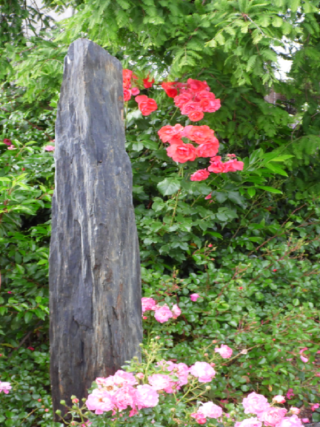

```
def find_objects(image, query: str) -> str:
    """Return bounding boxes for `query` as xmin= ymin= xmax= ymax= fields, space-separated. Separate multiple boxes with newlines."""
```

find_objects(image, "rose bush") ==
xmin=53 ymin=341 xmax=314 ymax=427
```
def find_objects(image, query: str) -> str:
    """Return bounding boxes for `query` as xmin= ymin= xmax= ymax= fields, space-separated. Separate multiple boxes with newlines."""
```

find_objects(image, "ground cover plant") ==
xmin=1 ymin=0 xmax=320 ymax=426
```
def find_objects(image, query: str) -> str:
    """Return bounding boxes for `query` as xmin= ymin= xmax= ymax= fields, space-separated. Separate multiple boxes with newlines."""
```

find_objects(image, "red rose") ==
xmin=200 ymin=97 xmax=221 ymax=113
xmin=223 ymin=159 xmax=244 ymax=172
xmin=196 ymin=141 xmax=219 ymax=158
xmin=123 ymin=88 xmax=132 ymax=102
xmin=187 ymin=78 xmax=210 ymax=92
xmin=143 ymin=75 xmax=155 ymax=89
xmin=174 ymin=92 xmax=193 ymax=108
xmin=181 ymin=101 xmax=202 ymax=116
xmin=185 ymin=125 xmax=215 ymax=144
xmin=161 ymin=82 xmax=178 ymax=98
xmin=136 ymin=96 xmax=158 ymax=116
xmin=123 ymin=69 xmax=132 ymax=89
xmin=190 ymin=169 xmax=210 ymax=181
xmin=188 ymin=111 xmax=204 ymax=122
xmin=166 ymin=143 xmax=197 ymax=163
xmin=135 ymin=95 xmax=148 ymax=104
xmin=208 ymin=156 xmax=225 ymax=173
xmin=158 ymin=124 xmax=184 ymax=143
xmin=194 ymin=90 xmax=216 ymax=102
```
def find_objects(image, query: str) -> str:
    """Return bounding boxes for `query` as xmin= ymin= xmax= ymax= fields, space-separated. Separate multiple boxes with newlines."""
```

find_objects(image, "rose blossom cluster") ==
xmin=161 ymin=79 xmax=221 ymax=122
xmin=86 ymin=360 xmax=217 ymax=417
xmin=141 ymin=297 xmax=181 ymax=323
xmin=122 ymin=69 xmax=157 ymax=115
xmin=86 ymin=370 xmax=159 ymax=416
xmin=123 ymin=69 xmax=140 ymax=101
xmin=238 ymin=392 xmax=304 ymax=427
xmin=0 ymin=380 xmax=12 ymax=394
xmin=158 ymin=124 xmax=243 ymax=180
xmin=192 ymin=401 xmax=223 ymax=424
xmin=158 ymin=124 xmax=219 ymax=163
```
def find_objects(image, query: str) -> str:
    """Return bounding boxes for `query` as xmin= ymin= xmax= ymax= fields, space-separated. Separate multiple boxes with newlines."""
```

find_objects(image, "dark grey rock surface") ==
xmin=49 ymin=38 xmax=142 ymax=415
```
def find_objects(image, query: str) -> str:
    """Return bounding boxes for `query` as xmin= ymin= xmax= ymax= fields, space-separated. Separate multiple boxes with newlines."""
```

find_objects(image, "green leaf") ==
xmin=272 ymin=16 xmax=283 ymax=28
xmin=257 ymin=186 xmax=282 ymax=194
xmin=157 ymin=178 xmax=181 ymax=196
xmin=24 ymin=311 xmax=33 ymax=323
xmin=290 ymin=0 xmax=300 ymax=12
xmin=247 ymin=188 xmax=256 ymax=198
xmin=265 ymin=163 xmax=288 ymax=176
xmin=270 ymin=155 xmax=294 ymax=162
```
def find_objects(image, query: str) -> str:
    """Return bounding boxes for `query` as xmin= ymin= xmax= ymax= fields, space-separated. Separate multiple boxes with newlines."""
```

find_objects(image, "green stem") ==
xmin=170 ymin=189 xmax=181 ymax=226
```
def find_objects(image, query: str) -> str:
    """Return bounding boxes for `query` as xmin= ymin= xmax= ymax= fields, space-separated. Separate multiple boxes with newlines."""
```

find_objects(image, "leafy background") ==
xmin=0 ymin=0 xmax=320 ymax=425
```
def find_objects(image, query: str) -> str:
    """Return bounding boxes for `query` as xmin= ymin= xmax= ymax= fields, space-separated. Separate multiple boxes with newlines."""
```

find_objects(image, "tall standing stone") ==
xmin=49 ymin=38 xmax=142 ymax=416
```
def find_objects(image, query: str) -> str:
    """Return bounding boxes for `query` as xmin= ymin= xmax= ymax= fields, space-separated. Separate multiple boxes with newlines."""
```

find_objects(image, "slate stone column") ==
xmin=49 ymin=38 xmax=142 ymax=416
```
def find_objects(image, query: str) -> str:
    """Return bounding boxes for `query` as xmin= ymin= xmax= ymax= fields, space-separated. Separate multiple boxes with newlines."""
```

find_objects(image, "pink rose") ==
xmin=191 ymin=413 xmax=207 ymax=424
xmin=273 ymin=396 xmax=286 ymax=404
xmin=189 ymin=361 xmax=216 ymax=383
xmin=0 ymin=381 xmax=11 ymax=394
xmin=215 ymin=345 xmax=233 ymax=359
xmin=113 ymin=370 xmax=137 ymax=386
xmin=301 ymin=419 xmax=309 ymax=424
xmin=86 ymin=389 xmax=114 ymax=414
xmin=154 ymin=305 xmax=173 ymax=323
xmin=238 ymin=418 xmax=263 ymax=427
xmin=113 ymin=384 xmax=136 ymax=410
xmin=276 ymin=415 xmax=303 ymax=427
xmin=290 ymin=408 xmax=300 ymax=415
xmin=131 ymin=87 xmax=140 ymax=95
xmin=175 ymin=363 xmax=189 ymax=386
xmin=286 ymin=389 xmax=294 ymax=400
xmin=299 ymin=348 xmax=308 ymax=363
xmin=135 ymin=384 xmax=159 ymax=409
xmin=242 ymin=392 xmax=270 ymax=415
xmin=172 ymin=304 xmax=181 ymax=319
xmin=311 ymin=403 xmax=319 ymax=411
xmin=148 ymin=374 xmax=174 ymax=392
xmin=141 ymin=297 xmax=156 ymax=313
xmin=3 ymin=139 xmax=12 ymax=146
xmin=95 ymin=376 xmax=118 ymax=394
xmin=45 ymin=145 xmax=55 ymax=152
xmin=198 ymin=402 xmax=223 ymax=419
xmin=259 ymin=408 xmax=287 ymax=426
xmin=7 ymin=145 xmax=16 ymax=150
xmin=190 ymin=293 xmax=200 ymax=301
xmin=160 ymin=361 xmax=189 ymax=386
